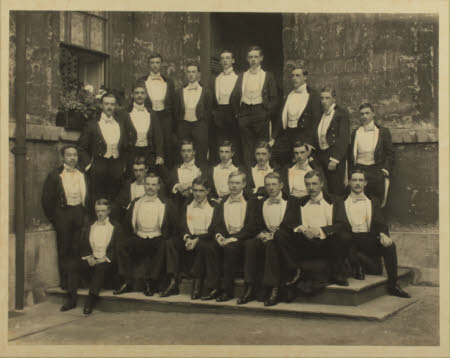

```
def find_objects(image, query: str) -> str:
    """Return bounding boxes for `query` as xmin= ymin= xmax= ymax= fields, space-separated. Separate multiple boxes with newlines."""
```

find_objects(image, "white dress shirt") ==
xmin=224 ymin=193 xmax=247 ymax=234
xmin=60 ymin=164 xmax=86 ymax=206
xmin=263 ymin=193 xmax=287 ymax=232
xmin=130 ymin=182 xmax=145 ymax=201
xmin=133 ymin=196 xmax=165 ymax=239
xmin=213 ymin=160 xmax=237 ymax=197
xmin=88 ymin=218 xmax=114 ymax=261
xmin=242 ymin=66 xmax=264 ymax=105
xmin=186 ymin=199 xmax=214 ymax=237
xmin=345 ymin=193 xmax=372 ymax=233
xmin=251 ymin=164 xmax=273 ymax=193
xmin=288 ymin=162 xmax=312 ymax=198
xmin=301 ymin=192 xmax=333 ymax=239
xmin=216 ymin=68 xmax=238 ymax=105
xmin=355 ymin=120 xmax=378 ymax=166
xmin=145 ymin=72 xmax=167 ymax=111
xmin=173 ymin=159 xmax=201 ymax=193
xmin=130 ymin=103 xmax=151 ymax=147
xmin=284 ymin=84 xmax=309 ymax=129
xmin=317 ymin=103 xmax=336 ymax=151
xmin=183 ymin=82 xmax=202 ymax=122
xmin=99 ymin=113 xmax=121 ymax=158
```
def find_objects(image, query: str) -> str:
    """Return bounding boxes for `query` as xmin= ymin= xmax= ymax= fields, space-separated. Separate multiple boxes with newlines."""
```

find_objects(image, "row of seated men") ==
xmin=42 ymin=140 xmax=409 ymax=315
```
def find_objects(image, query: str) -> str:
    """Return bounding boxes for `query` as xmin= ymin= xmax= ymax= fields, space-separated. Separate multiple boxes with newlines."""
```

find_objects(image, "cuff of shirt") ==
xmin=215 ymin=234 xmax=224 ymax=240
xmin=183 ymin=234 xmax=190 ymax=242
xmin=381 ymin=169 xmax=389 ymax=176
xmin=318 ymin=229 xmax=326 ymax=240
xmin=330 ymin=157 xmax=339 ymax=164
xmin=82 ymin=255 xmax=92 ymax=260
xmin=172 ymin=183 xmax=180 ymax=194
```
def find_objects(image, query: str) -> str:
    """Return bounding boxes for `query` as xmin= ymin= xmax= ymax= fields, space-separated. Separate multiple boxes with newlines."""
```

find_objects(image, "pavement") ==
xmin=8 ymin=285 xmax=439 ymax=346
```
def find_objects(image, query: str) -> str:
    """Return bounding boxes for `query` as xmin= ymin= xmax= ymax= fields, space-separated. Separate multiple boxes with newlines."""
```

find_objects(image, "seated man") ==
xmin=246 ymin=140 xmax=276 ymax=198
xmin=212 ymin=170 xmax=260 ymax=303
xmin=206 ymin=139 xmax=239 ymax=203
xmin=177 ymin=176 xmax=220 ymax=300
xmin=113 ymin=173 xmax=179 ymax=297
xmin=276 ymin=169 xmax=349 ymax=290
xmin=335 ymin=169 xmax=410 ymax=298
xmin=61 ymin=199 xmax=122 ymax=314
xmin=279 ymin=140 xmax=321 ymax=198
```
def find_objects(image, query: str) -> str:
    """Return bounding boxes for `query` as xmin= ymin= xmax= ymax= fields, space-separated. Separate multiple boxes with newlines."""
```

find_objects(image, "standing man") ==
xmin=230 ymin=46 xmax=278 ymax=167
xmin=335 ymin=169 xmax=410 ymax=298
xmin=42 ymin=145 xmax=88 ymax=292
xmin=137 ymin=53 xmax=176 ymax=167
xmin=313 ymin=86 xmax=350 ymax=196
xmin=175 ymin=63 xmax=212 ymax=167
xmin=77 ymin=92 xmax=129 ymax=207
xmin=272 ymin=67 xmax=322 ymax=167
xmin=209 ymin=49 xmax=240 ymax=164
xmin=349 ymin=103 xmax=395 ymax=206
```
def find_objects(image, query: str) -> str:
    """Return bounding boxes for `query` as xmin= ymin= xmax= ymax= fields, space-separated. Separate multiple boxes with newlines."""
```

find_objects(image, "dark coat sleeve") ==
xmin=79 ymin=224 xmax=92 ymax=258
xmin=264 ymin=72 xmax=279 ymax=115
xmin=381 ymin=127 xmax=395 ymax=174
xmin=232 ymin=198 xmax=261 ymax=241
xmin=371 ymin=198 xmax=390 ymax=236
xmin=329 ymin=109 xmax=350 ymax=163
xmin=107 ymin=224 xmax=124 ymax=262
xmin=115 ymin=181 xmax=131 ymax=209
xmin=41 ymin=172 xmax=58 ymax=224
xmin=150 ymin=110 xmax=164 ymax=159
xmin=77 ymin=121 xmax=94 ymax=169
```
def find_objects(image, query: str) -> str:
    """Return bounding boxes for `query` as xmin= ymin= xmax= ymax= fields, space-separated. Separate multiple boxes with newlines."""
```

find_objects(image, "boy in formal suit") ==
xmin=246 ymin=140 xmax=276 ymax=198
xmin=209 ymin=49 xmax=240 ymax=165
xmin=77 ymin=92 xmax=129 ymax=207
xmin=175 ymin=63 xmax=212 ymax=167
xmin=212 ymin=170 xmax=260 ymax=303
xmin=349 ymin=103 xmax=395 ymax=206
xmin=177 ymin=176 xmax=220 ymax=300
xmin=137 ymin=53 xmax=176 ymax=167
xmin=113 ymin=173 xmax=180 ymax=297
xmin=313 ymin=86 xmax=350 ymax=196
xmin=335 ymin=169 xmax=410 ymax=298
xmin=230 ymin=46 xmax=279 ymax=167
xmin=276 ymin=170 xmax=349 ymax=289
xmin=272 ymin=67 xmax=322 ymax=167
xmin=42 ymin=145 xmax=88 ymax=291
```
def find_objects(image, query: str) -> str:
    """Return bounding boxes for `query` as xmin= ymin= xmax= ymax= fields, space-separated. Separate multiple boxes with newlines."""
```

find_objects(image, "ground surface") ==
xmin=8 ymin=286 xmax=439 ymax=346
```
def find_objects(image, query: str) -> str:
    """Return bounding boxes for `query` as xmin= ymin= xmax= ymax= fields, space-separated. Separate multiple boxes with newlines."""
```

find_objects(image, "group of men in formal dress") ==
xmin=42 ymin=45 xmax=410 ymax=315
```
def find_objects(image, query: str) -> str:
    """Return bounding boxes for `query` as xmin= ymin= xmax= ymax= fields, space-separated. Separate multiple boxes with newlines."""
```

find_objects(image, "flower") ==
xmin=84 ymin=84 xmax=94 ymax=93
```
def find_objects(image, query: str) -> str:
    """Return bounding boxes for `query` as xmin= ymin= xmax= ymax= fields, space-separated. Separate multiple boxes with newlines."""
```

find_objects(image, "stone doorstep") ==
xmin=45 ymin=287 xmax=417 ymax=322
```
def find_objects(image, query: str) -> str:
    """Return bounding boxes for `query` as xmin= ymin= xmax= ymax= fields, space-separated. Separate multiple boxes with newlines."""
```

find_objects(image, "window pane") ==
xmin=71 ymin=12 xmax=86 ymax=47
xmin=90 ymin=17 xmax=105 ymax=51
xmin=60 ymin=12 xmax=65 ymax=41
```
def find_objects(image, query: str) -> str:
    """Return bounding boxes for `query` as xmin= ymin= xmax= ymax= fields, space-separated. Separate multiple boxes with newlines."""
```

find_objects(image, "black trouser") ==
xmin=154 ymin=109 xmax=176 ymax=168
xmin=341 ymin=231 xmax=398 ymax=288
xmin=177 ymin=120 xmax=209 ymax=167
xmin=53 ymin=205 xmax=86 ymax=288
xmin=67 ymin=259 xmax=113 ymax=296
xmin=272 ymin=127 xmax=307 ymax=167
xmin=89 ymin=156 xmax=125 ymax=204
xmin=237 ymin=104 xmax=270 ymax=167
xmin=209 ymin=105 xmax=241 ymax=165
xmin=354 ymin=163 xmax=385 ymax=202
xmin=316 ymin=147 xmax=347 ymax=196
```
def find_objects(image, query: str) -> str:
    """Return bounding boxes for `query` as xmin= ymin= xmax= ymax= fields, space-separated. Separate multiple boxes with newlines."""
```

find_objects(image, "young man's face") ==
xmin=255 ymin=148 xmax=270 ymax=166
xmin=360 ymin=107 xmax=375 ymax=125
xmin=349 ymin=173 xmax=367 ymax=195
xmin=101 ymin=96 xmax=116 ymax=117
xmin=228 ymin=174 xmax=246 ymax=196
xmin=293 ymin=145 xmax=309 ymax=164
xmin=220 ymin=52 xmax=235 ymax=70
xmin=144 ymin=176 xmax=160 ymax=196
xmin=192 ymin=183 xmax=209 ymax=204
xmin=305 ymin=175 xmax=324 ymax=197
xmin=132 ymin=87 xmax=147 ymax=105
xmin=181 ymin=144 xmax=195 ymax=163
xmin=218 ymin=145 xmax=234 ymax=163
xmin=247 ymin=50 xmax=263 ymax=68
xmin=133 ymin=164 xmax=148 ymax=182
xmin=149 ymin=57 xmax=162 ymax=74
xmin=265 ymin=177 xmax=283 ymax=198
xmin=63 ymin=147 xmax=78 ymax=168
xmin=291 ymin=69 xmax=307 ymax=89
xmin=186 ymin=66 xmax=199 ymax=83
xmin=95 ymin=204 xmax=110 ymax=222
xmin=320 ymin=91 xmax=335 ymax=111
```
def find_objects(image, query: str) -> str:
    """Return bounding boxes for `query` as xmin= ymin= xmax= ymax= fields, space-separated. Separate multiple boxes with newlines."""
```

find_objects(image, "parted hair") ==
xmin=95 ymin=198 xmax=111 ymax=209
xmin=192 ymin=176 xmax=211 ymax=191
xmin=101 ymin=92 xmax=117 ymax=103
xmin=320 ymin=85 xmax=336 ymax=97
xmin=247 ymin=45 xmax=263 ymax=56
xmin=292 ymin=140 xmax=309 ymax=151
xmin=180 ymin=138 xmax=195 ymax=151
xmin=359 ymin=102 xmax=374 ymax=112
xmin=349 ymin=168 xmax=368 ymax=181
xmin=132 ymin=156 xmax=148 ymax=167
xmin=228 ymin=169 xmax=247 ymax=184
xmin=218 ymin=139 xmax=235 ymax=152
xmin=148 ymin=53 xmax=162 ymax=62
xmin=145 ymin=172 xmax=161 ymax=184
xmin=60 ymin=144 xmax=78 ymax=157
xmin=304 ymin=169 xmax=325 ymax=183
xmin=264 ymin=172 xmax=282 ymax=184
xmin=185 ymin=62 xmax=200 ymax=71
xmin=254 ymin=140 xmax=271 ymax=152
xmin=219 ymin=49 xmax=234 ymax=58
xmin=292 ymin=67 xmax=308 ymax=76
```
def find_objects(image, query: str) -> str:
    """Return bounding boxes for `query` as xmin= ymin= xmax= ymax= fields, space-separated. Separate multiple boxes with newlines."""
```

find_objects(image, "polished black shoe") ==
xmin=388 ymin=285 xmax=411 ymax=298
xmin=264 ymin=287 xmax=279 ymax=307
xmin=60 ymin=293 xmax=77 ymax=312
xmin=285 ymin=268 xmax=302 ymax=287
xmin=216 ymin=292 xmax=233 ymax=302
xmin=331 ymin=275 xmax=349 ymax=287
xmin=83 ymin=294 xmax=97 ymax=315
xmin=143 ymin=280 xmax=154 ymax=297
xmin=113 ymin=282 xmax=132 ymax=295
xmin=201 ymin=289 xmax=220 ymax=301
xmin=160 ymin=279 xmax=179 ymax=297
xmin=237 ymin=285 xmax=255 ymax=305
xmin=353 ymin=264 xmax=365 ymax=280
xmin=191 ymin=279 xmax=203 ymax=300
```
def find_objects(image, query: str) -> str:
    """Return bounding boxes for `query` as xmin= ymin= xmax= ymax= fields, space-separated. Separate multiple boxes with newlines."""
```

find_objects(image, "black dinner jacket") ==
xmin=77 ymin=112 xmax=129 ymax=169
xmin=334 ymin=194 xmax=389 ymax=237
xmin=245 ymin=163 xmax=281 ymax=198
xmin=211 ymin=192 xmax=260 ymax=241
xmin=210 ymin=72 xmax=240 ymax=110
xmin=349 ymin=125 xmax=395 ymax=175
xmin=174 ymin=83 xmax=213 ymax=123
xmin=167 ymin=161 xmax=205 ymax=194
xmin=124 ymin=101 xmax=164 ymax=159
xmin=254 ymin=192 xmax=297 ymax=234
xmin=136 ymin=73 xmax=176 ymax=114
xmin=179 ymin=197 xmax=218 ymax=241
xmin=41 ymin=165 xmax=88 ymax=224
xmin=313 ymin=105 xmax=350 ymax=163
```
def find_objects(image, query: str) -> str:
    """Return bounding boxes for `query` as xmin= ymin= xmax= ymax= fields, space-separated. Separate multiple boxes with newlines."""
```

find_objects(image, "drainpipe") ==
xmin=200 ymin=13 xmax=211 ymax=87
xmin=13 ymin=11 xmax=27 ymax=310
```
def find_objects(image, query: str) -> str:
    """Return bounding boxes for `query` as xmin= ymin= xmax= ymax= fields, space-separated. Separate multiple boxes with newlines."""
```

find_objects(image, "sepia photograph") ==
xmin=3 ymin=0 xmax=449 ymax=356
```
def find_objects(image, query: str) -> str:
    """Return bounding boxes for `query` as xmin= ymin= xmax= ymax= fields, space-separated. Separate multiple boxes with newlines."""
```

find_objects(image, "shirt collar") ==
xmin=294 ymin=160 xmax=310 ymax=170
xmin=101 ymin=112 xmax=115 ymax=124
xmin=223 ymin=67 xmax=235 ymax=75
xmin=324 ymin=103 xmax=336 ymax=116
xmin=133 ymin=102 xmax=147 ymax=112
xmin=248 ymin=66 xmax=261 ymax=75
xmin=142 ymin=194 xmax=160 ymax=203
xmin=219 ymin=159 xmax=233 ymax=169
xmin=181 ymin=158 xmax=196 ymax=169
xmin=309 ymin=192 xmax=324 ymax=204
xmin=63 ymin=163 xmax=77 ymax=172
xmin=187 ymin=81 xmax=200 ymax=90
xmin=192 ymin=198 xmax=208 ymax=209
xmin=363 ymin=120 xmax=376 ymax=132
xmin=95 ymin=217 xmax=111 ymax=227
xmin=267 ymin=192 xmax=283 ymax=202
xmin=149 ymin=72 xmax=162 ymax=80
xmin=228 ymin=192 xmax=244 ymax=203
xmin=349 ymin=192 xmax=368 ymax=202
xmin=294 ymin=83 xmax=307 ymax=94
xmin=255 ymin=162 xmax=270 ymax=171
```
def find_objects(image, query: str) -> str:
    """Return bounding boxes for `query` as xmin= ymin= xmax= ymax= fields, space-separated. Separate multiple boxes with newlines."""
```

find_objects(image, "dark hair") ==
xmin=254 ymin=140 xmax=271 ymax=153
xmin=132 ymin=82 xmax=147 ymax=92
xmin=359 ymin=103 xmax=374 ymax=112
xmin=148 ymin=53 xmax=162 ymax=62
xmin=60 ymin=144 xmax=78 ymax=157
xmin=180 ymin=138 xmax=195 ymax=151
xmin=95 ymin=198 xmax=111 ymax=209
xmin=229 ymin=169 xmax=247 ymax=184
xmin=320 ymin=85 xmax=336 ymax=97
xmin=101 ymin=92 xmax=117 ymax=104
xmin=349 ymin=168 xmax=368 ymax=181
xmin=219 ymin=49 xmax=234 ymax=58
xmin=247 ymin=45 xmax=263 ymax=56
xmin=292 ymin=140 xmax=309 ymax=151
xmin=185 ymin=62 xmax=200 ymax=71
xmin=132 ymin=156 xmax=148 ymax=167
xmin=145 ymin=172 xmax=161 ymax=184
xmin=264 ymin=172 xmax=282 ymax=184
xmin=292 ymin=67 xmax=308 ymax=76
xmin=192 ymin=176 xmax=211 ymax=191
xmin=218 ymin=139 xmax=235 ymax=152
xmin=304 ymin=169 xmax=325 ymax=184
